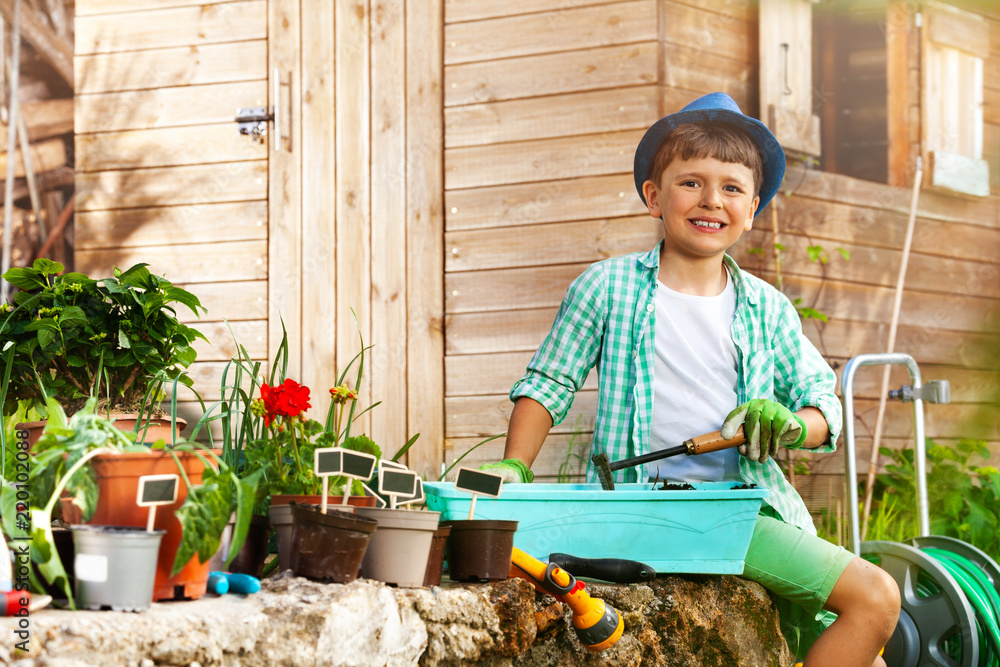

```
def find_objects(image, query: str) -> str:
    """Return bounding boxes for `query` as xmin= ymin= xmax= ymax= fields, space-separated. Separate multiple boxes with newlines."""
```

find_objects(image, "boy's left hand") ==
xmin=722 ymin=399 xmax=807 ymax=463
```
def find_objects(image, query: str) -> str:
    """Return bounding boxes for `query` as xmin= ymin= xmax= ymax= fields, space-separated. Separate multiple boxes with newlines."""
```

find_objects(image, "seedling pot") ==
xmin=354 ymin=507 xmax=441 ymax=588
xmin=269 ymin=495 xmax=375 ymax=572
xmin=289 ymin=503 xmax=377 ymax=583
xmin=208 ymin=514 xmax=271 ymax=578
xmin=70 ymin=526 xmax=165 ymax=612
xmin=423 ymin=524 xmax=451 ymax=587
xmin=442 ymin=519 xmax=518 ymax=582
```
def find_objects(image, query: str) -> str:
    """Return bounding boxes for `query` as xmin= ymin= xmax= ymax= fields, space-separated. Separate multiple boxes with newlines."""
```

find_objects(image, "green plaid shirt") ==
xmin=510 ymin=242 xmax=842 ymax=533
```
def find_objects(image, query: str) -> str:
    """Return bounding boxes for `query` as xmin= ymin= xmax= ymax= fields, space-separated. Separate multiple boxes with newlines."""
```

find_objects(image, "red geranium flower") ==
xmin=260 ymin=378 xmax=311 ymax=426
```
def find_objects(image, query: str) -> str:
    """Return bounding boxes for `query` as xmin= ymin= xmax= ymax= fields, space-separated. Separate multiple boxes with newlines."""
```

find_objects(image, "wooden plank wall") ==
xmin=442 ymin=0 xmax=1000 ymax=528
xmin=71 ymin=0 xmax=446 ymax=477
xmin=73 ymin=1 xmax=270 ymax=432
xmin=442 ymin=0 xmax=757 ymax=477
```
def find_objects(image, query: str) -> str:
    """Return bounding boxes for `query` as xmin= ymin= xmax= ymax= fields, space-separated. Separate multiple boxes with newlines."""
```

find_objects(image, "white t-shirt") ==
xmin=648 ymin=271 xmax=742 ymax=482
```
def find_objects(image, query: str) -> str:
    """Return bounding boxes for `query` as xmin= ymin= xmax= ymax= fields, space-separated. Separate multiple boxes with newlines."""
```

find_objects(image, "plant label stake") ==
xmin=378 ymin=465 xmax=418 ymax=510
xmin=313 ymin=448 xmax=377 ymax=514
xmin=361 ymin=483 xmax=387 ymax=509
xmin=136 ymin=474 xmax=179 ymax=532
xmin=395 ymin=478 xmax=425 ymax=508
xmin=454 ymin=468 xmax=503 ymax=520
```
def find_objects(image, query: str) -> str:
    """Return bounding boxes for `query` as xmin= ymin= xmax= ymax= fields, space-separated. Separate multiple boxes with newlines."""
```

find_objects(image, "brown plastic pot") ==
xmin=353 ymin=508 xmax=441 ymax=588
xmin=423 ymin=524 xmax=451 ymax=587
xmin=442 ymin=519 xmax=518 ymax=582
xmin=58 ymin=449 xmax=219 ymax=601
xmin=289 ymin=503 xmax=377 ymax=583
xmin=269 ymin=494 xmax=376 ymax=572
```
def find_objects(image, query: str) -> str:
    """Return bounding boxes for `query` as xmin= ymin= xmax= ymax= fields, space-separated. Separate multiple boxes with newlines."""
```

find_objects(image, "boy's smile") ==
xmin=642 ymin=156 xmax=760 ymax=263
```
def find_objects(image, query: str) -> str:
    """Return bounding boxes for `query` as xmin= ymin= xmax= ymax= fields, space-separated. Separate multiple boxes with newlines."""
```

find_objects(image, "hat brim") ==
xmin=633 ymin=107 xmax=785 ymax=217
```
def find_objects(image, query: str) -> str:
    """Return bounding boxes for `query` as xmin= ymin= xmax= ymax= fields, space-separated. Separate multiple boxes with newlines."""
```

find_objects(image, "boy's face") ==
xmin=642 ymin=155 xmax=760 ymax=261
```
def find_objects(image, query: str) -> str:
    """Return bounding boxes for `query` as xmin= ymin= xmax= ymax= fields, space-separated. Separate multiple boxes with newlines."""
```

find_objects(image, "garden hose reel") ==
xmin=843 ymin=354 xmax=1000 ymax=667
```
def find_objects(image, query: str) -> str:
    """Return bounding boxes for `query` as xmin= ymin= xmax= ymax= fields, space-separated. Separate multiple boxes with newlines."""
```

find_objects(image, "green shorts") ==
xmin=740 ymin=508 xmax=856 ymax=658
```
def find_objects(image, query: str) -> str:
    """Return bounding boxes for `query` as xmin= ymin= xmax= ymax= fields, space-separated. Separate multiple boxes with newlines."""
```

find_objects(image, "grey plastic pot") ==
xmin=354 ymin=507 xmax=440 ymax=588
xmin=70 ymin=526 xmax=165 ymax=611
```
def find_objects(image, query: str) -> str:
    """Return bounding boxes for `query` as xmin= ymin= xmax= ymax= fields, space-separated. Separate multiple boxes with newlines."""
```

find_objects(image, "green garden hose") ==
xmin=920 ymin=547 xmax=1000 ymax=667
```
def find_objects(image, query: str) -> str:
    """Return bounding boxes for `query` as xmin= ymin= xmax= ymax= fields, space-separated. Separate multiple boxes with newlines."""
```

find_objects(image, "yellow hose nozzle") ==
xmin=510 ymin=547 xmax=624 ymax=652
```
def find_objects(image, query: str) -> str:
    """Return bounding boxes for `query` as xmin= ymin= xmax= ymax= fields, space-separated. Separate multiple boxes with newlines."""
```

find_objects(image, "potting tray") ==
xmin=423 ymin=482 xmax=769 ymax=575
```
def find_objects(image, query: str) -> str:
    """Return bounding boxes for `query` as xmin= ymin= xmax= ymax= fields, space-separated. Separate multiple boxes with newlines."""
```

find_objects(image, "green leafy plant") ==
xmin=868 ymin=439 xmax=1000 ymax=557
xmin=557 ymin=415 xmax=589 ymax=483
xmin=198 ymin=317 xmax=419 ymax=515
xmin=0 ymin=259 xmax=207 ymax=418
xmin=0 ymin=398 xmax=260 ymax=607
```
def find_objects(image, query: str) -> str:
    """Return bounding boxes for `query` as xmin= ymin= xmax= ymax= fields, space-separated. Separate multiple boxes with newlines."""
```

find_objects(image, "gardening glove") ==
xmin=721 ymin=398 xmax=807 ymax=464
xmin=479 ymin=458 xmax=534 ymax=484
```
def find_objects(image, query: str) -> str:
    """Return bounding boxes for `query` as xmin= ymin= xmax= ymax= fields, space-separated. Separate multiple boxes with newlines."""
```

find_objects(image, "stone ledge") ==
xmin=1 ymin=572 xmax=792 ymax=666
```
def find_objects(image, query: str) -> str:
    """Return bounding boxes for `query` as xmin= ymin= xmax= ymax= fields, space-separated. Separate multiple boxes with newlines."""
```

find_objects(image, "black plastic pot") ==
xmin=209 ymin=514 xmax=271 ymax=578
xmin=289 ymin=503 xmax=377 ymax=583
xmin=442 ymin=519 xmax=518 ymax=582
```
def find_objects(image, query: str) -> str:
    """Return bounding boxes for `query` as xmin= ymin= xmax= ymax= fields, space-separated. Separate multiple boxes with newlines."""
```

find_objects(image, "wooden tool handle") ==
xmin=684 ymin=425 xmax=745 ymax=454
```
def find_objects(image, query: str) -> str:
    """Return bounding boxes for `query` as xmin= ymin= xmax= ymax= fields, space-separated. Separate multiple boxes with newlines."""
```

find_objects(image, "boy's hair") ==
xmin=648 ymin=121 xmax=764 ymax=199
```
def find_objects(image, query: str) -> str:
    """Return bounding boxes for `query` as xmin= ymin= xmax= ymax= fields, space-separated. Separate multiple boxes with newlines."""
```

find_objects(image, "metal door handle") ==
xmin=273 ymin=68 xmax=281 ymax=152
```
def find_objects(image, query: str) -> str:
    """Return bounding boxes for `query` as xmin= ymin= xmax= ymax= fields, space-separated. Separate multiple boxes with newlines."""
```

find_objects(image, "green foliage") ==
xmin=0 ymin=259 xmax=207 ymax=414
xmin=438 ymin=433 xmax=506 ymax=481
xmin=557 ymin=415 xmax=589 ymax=483
xmin=791 ymin=298 xmax=829 ymax=322
xmin=869 ymin=438 xmax=1000 ymax=557
xmin=0 ymin=398 xmax=259 ymax=604
xmin=197 ymin=314 xmax=419 ymax=514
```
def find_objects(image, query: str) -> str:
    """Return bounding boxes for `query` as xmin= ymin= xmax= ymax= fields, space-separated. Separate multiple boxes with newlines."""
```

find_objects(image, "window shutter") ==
xmin=759 ymin=0 xmax=821 ymax=157
xmin=923 ymin=1 xmax=990 ymax=197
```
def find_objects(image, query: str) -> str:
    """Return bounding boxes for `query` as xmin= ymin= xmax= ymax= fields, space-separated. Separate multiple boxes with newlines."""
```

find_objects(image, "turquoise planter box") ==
xmin=424 ymin=482 xmax=769 ymax=575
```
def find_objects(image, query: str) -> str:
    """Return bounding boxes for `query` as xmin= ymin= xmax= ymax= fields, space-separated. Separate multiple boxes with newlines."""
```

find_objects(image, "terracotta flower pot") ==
xmin=289 ymin=503 xmax=377 ymax=583
xmin=108 ymin=414 xmax=187 ymax=445
xmin=442 ymin=519 xmax=518 ymax=582
xmin=14 ymin=420 xmax=46 ymax=449
xmin=354 ymin=507 xmax=441 ymax=588
xmin=269 ymin=494 xmax=376 ymax=572
xmin=17 ymin=414 xmax=186 ymax=450
xmin=59 ymin=449 xmax=221 ymax=601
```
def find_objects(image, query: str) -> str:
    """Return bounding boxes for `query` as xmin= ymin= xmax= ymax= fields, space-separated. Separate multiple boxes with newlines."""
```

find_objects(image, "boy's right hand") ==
xmin=478 ymin=458 xmax=534 ymax=483
xmin=722 ymin=398 xmax=806 ymax=463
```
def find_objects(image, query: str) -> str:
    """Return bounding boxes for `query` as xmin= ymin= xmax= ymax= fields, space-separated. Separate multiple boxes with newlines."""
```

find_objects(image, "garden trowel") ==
xmin=592 ymin=425 xmax=746 ymax=490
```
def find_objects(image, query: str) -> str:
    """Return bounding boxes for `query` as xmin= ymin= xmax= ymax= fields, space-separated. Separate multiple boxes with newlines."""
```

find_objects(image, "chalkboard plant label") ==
xmin=378 ymin=467 xmax=419 ymax=509
xmin=453 ymin=467 xmax=504 ymax=520
xmin=395 ymin=478 xmax=425 ymax=507
xmin=312 ymin=447 xmax=377 ymax=513
xmin=136 ymin=474 xmax=179 ymax=532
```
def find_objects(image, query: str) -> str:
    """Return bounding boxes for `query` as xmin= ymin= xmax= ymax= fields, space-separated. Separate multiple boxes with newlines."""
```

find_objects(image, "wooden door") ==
xmin=272 ymin=0 xmax=445 ymax=476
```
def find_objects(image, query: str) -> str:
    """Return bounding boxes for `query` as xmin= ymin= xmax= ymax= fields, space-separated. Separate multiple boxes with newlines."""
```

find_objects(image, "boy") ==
xmin=481 ymin=93 xmax=900 ymax=666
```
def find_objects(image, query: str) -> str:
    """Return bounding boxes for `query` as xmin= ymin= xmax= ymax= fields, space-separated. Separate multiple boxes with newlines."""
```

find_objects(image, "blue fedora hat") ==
xmin=633 ymin=92 xmax=785 ymax=217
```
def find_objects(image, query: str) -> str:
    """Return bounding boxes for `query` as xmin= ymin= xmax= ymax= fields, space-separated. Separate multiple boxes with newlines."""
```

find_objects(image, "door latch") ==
xmin=235 ymin=106 xmax=273 ymax=145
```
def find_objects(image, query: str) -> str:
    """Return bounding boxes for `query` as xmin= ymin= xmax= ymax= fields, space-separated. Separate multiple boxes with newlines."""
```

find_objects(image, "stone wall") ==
xmin=1 ymin=572 xmax=792 ymax=666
